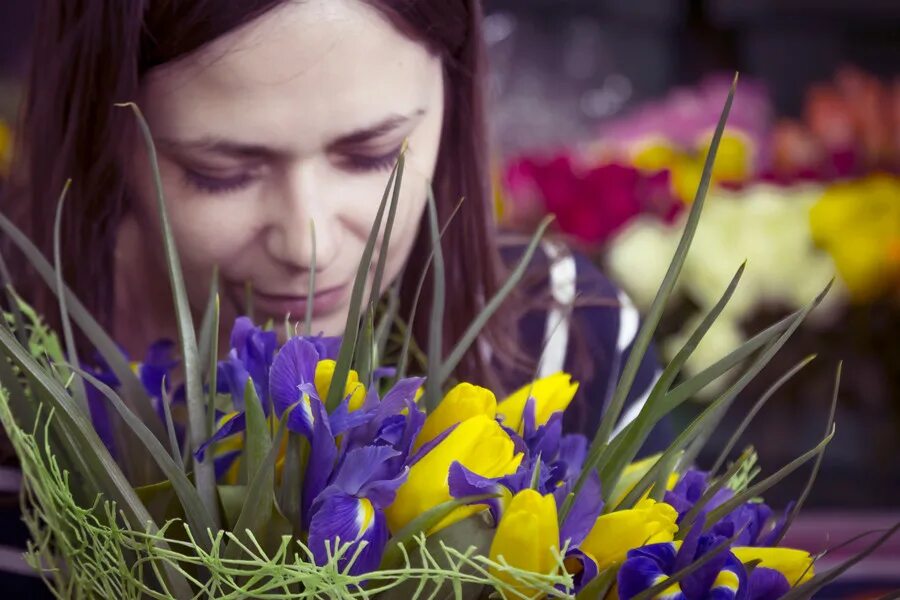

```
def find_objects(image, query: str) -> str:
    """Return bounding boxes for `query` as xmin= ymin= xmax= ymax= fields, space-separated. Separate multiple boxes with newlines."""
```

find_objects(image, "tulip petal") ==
xmin=308 ymin=491 xmax=389 ymax=576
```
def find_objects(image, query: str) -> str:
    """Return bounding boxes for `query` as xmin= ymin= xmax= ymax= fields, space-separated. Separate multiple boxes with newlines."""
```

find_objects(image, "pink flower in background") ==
xmin=501 ymin=154 xmax=680 ymax=247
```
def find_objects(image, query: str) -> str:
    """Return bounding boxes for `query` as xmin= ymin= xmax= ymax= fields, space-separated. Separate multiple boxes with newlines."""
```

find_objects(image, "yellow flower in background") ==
xmin=630 ymin=131 xmax=754 ymax=203
xmin=497 ymin=372 xmax=579 ymax=434
xmin=0 ymin=120 xmax=12 ymax=175
xmin=385 ymin=415 xmax=523 ymax=534
xmin=579 ymin=498 xmax=678 ymax=572
xmin=810 ymin=175 xmax=900 ymax=301
xmin=732 ymin=547 xmax=815 ymax=585
xmin=314 ymin=359 xmax=366 ymax=411
xmin=489 ymin=489 xmax=560 ymax=599
xmin=414 ymin=382 xmax=496 ymax=450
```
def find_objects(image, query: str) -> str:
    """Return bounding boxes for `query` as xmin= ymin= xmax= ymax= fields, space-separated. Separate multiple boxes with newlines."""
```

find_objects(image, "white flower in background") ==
xmin=606 ymin=183 xmax=847 ymax=393
xmin=663 ymin=315 xmax=745 ymax=394
xmin=605 ymin=217 xmax=680 ymax=311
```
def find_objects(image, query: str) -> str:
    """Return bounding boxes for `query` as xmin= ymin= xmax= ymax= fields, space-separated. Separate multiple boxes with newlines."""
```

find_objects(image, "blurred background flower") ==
xmin=2 ymin=1 xmax=899 ymax=596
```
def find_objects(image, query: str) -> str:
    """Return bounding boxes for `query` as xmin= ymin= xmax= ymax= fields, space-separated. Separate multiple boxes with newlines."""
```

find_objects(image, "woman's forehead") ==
xmin=138 ymin=0 xmax=442 ymax=150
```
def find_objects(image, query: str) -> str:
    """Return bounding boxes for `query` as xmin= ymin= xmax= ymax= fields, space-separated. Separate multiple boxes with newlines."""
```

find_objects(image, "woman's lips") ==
xmin=250 ymin=285 xmax=348 ymax=319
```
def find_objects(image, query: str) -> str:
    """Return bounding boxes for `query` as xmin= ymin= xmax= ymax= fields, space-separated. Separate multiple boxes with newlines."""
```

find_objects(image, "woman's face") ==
xmin=128 ymin=0 xmax=444 ymax=336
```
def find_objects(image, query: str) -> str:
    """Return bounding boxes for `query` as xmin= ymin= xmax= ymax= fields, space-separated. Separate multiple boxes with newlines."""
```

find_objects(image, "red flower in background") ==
xmin=502 ymin=154 xmax=680 ymax=248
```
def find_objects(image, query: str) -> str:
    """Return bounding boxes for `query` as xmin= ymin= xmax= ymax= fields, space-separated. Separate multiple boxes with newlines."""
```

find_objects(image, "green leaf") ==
xmin=305 ymin=220 xmax=316 ymax=336
xmin=326 ymin=161 xmax=400 ymax=411
xmin=158 ymin=376 xmax=182 ymax=466
xmin=437 ymin=215 xmax=553 ymax=385
xmin=276 ymin=432 xmax=307 ymax=534
xmin=223 ymin=406 xmax=291 ymax=561
xmin=206 ymin=294 xmax=221 ymax=441
xmin=380 ymin=493 xmax=499 ymax=569
xmin=771 ymin=362 xmax=840 ymax=546
xmin=710 ymin=355 xmax=816 ymax=474
xmin=396 ymin=197 xmax=464 ymax=381
xmin=368 ymin=149 xmax=405 ymax=337
xmin=423 ymin=185 xmax=446 ymax=412
xmin=0 ymin=253 xmax=29 ymax=349
xmin=778 ymin=522 xmax=900 ymax=600
xmin=594 ymin=262 xmax=746 ymax=505
xmin=51 ymin=180 xmax=88 ymax=418
xmin=120 ymin=102 xmax=220 ymax=528
xmin=592 ymin=75 xmax=740 ymax=453
xmin=678 ymin=447 xmax=756 ymax=536
xmin=197 ymin=266 xmax=219 ymax=377
xmin=242 ymin=377 xmax=271 ymax=484
xmin=74 ymin=367 xmax=217 ymax=548
xmin=576 ymin=567 xmax=616 ymax=600
xmin=704 ymin=424 xmax=835 ymax=528
xmin=0 ymin=211 xmax=168 ymax=456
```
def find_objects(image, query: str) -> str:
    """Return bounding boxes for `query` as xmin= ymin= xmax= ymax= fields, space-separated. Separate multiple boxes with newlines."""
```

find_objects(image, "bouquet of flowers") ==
xmin=0 ymin=80 xmax=893 ymax=599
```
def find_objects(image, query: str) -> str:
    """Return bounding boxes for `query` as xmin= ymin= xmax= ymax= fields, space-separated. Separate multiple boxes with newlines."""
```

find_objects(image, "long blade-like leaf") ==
xmin=52 ymin=180 xmax=89 ymax=417
xmin=678 ymin=447 xmax=756 ymax=536
xmin=710 ymin=355 xmax=816 ymax=474
xmin=75 ymin=367 xmax=217 ymax=547
xmin=437 ymin=215 xmax=554 ymax=385
xmin=224 ymin=407 xmax=291 ymax=561
xmin=778 ymin=522 xmax=900 ymax=600
xmin=592 ymin=262 xmax=746 ymax=505
xmin=771 ymin=362 xmax=840 ymax=546
xmin=326 ymin=162 xmax=399 ymax=411
xmin=593 ymin=74 xmax=740 ymax=451
xmin=206 ymin=295 xmax=221 ymax=440
xmin=423 ymin=185 xmax=446 ymax=412
xmin=304 ymin=221 xmax=316 ymax=336
xmin=704 ymin=425 xmax=836 ymax=527
xmin=197 ymin=266 xmax=219 ymax=376
xmin=0 ymin=212 xmax=168 ymax=448
xmin=379 ymin=493 xmax=499 ymax=570
xmin=242 ymin=377 xmax=271 ymax=484
xmin=121 ymin=102 xmax=220 ymax=527
xmin=396 ymin=198 xmax=464 ymax=381
xmin=0 ymin=253 xmax=29 ymax=348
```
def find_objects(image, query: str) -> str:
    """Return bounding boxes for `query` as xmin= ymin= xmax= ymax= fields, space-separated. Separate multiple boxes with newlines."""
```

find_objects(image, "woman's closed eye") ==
xmin=337 ymin=146 xmax=403 ymax=174
xmin=183 ymin=168 xmax=257 ymax=194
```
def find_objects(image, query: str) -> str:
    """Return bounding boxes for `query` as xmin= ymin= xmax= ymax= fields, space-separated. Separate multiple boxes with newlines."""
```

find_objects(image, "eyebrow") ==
xmin=155 ymin=108 xmax=426 ymax=160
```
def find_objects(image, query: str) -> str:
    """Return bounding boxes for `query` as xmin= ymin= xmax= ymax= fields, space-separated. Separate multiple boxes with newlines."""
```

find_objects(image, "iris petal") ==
xmin=269 ymin=337 xmax=320 ymax=417
xmin=194 ymin=412 xmax=246 ymax=461
xmin=447 ymin=462 xmax=506 ymax=523
xmin=746 ymin=567 xmax=790 ymax=600
xmin=308 ymin=492 xmax=389 ymax=576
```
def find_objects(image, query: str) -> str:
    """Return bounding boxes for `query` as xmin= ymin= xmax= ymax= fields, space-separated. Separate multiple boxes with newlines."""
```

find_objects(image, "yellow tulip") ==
xmin=579 ymin=499 xmax=678 ymax=571
xmin=497 ymin=372 xmax=579 ymax=434
xmin=610 ymin=456 xmax=680 ymax=507
xmin=489 ymin=489 xmax=560 ymax=599
xmin=314 ymin=359 xmax=366 ymax=411
xmin=414 ymin=382 xmax=496 ymax=450
xmin=385 ymin=415 xmax=523 ymax=533
xmin=731 ymin=547 xmax=814 ymax=585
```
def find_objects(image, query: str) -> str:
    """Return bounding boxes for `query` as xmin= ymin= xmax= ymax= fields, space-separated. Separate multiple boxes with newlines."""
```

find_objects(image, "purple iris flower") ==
xmin=307 ymin=445 xmax=409 ymax=575
xmin=219 ymin=317 xmax=277 ymax=412
xmin=618 ymin=533 xmax=748 ymax=600
xmin=665 ymin=469 xmax=791 ymax=548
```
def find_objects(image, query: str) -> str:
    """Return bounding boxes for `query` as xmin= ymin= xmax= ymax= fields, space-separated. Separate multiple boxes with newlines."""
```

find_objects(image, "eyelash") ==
xmin=182 ymin=148 xmax=402 ymax=194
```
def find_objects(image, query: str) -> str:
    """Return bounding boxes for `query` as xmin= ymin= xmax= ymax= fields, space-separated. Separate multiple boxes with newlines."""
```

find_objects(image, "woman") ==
xmin=1 ymin=0 xmax=667 ymax=591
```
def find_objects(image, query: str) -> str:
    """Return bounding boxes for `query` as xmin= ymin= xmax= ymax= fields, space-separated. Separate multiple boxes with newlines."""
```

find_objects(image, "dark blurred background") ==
xmin=1 ymin=1 xmax=899 ymax=596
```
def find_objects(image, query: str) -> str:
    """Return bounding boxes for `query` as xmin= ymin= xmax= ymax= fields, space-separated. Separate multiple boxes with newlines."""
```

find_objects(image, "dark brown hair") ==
xmin=4 ymin=0 xmax=523 ymax=389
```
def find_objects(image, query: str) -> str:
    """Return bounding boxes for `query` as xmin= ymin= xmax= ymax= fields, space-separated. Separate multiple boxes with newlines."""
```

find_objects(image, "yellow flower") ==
xmin=314 ymin=359 xmax=366 ymax=411
xmin=385 ymin=415 xmax=523 ymax=533
xmin=414 ymin=382 xmax=496 ymax=450
xmin=0 ymin=120 xmax=12 ymax=175
xmin=810 ymin=175 xmax=900 ymax=301
xmin=497 ymin=372 xmax=579 ymax=434
xmin=731 ymin=547 xmax=814 ymax=585
xmin=489 ymin=489 xmax=560 ymax=599
xmin=579 ymin=499 xmax=678 ymax=571
xmin=610 ymin=455 xmax=680 ymax=507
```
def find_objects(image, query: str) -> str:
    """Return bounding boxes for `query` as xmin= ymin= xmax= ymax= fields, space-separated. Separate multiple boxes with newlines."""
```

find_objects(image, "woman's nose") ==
xmin=264 ymin=166 xmax=339 ymax=271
